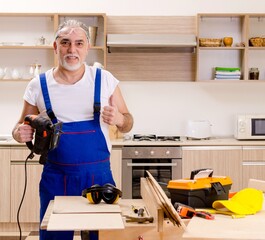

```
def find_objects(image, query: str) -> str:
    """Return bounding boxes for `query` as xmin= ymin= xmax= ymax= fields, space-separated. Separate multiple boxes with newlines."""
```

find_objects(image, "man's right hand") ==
xmin=15 ymin=123 xmax=34 ymax=143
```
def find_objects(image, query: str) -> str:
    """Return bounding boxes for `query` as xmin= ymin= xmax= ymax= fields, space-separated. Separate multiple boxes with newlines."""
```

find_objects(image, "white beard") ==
xmin=62 ymin=61 xmax=82 ymax=71
xmin=60 ymin=54 xmax=83 ymax=71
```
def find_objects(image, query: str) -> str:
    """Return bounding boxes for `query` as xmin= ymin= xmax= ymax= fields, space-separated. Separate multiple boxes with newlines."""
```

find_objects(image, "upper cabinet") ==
xmin=0 ymin=13 xmax=55 ymax=81
xmin=0 ymin=13 xmax=106 ymax=81
xmin=106 ymin=16 xmax=197 ymax=81
xmin=248 ymin=14 xmax=265 ymax=81
xmin=196 ymin=13 xmax=265 ymax=82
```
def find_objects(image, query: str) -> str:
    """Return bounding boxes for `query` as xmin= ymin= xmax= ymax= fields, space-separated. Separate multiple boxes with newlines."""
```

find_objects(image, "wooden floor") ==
xmin=0 ymin=238 xmax=26 ymax=240
xmin=0 ymin=231 xmax=36 ymax=240
xmin=0 ymin=232 xmax=82 ymax=240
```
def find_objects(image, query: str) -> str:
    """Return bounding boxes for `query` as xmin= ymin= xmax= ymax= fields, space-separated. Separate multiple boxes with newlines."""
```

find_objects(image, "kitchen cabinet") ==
xmin=182 ymin=146 xmax=242 ymax=191
xmin=0 ymin=147 xmax=11 ymax=222
xmin=196 ymin=13 xmax=246 ymax=81
xmin=248 ymin=14 xmax=265 ymax=81
xmin=10 ymin=163 xmax=43 ymax=222
xmin=0 ymin=145 xmax=120 ymax=227
xmin=10 ymin=147 xmax=42 ymax=223
xmin=0 ymin=13 xmax=55 ymax=81
xmin=242 ymin=146 xmax=265 ymax=189
xmin=106 ymin=16 xmax=196 ymax=81
xmin=0 ymin=13 xmax=106 ymax=81
xmin=196 ymin=13 xmax=265 ymax=81
xmin=110 ymin=147 xmax=122 ymax=190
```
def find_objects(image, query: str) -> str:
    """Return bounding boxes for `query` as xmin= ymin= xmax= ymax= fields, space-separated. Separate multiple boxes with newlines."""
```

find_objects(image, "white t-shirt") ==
xmin=23 ymin=64 xmax=119 ymax=151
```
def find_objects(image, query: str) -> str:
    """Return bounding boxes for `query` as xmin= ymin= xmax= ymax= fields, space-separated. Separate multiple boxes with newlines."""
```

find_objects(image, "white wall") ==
xmin=119 ymin=81 xmax=265 ymax=137
xmin=1 ymin=0 xmax=265 ymax=137
xmin=1 ymin=0 xmax=265 ymax=16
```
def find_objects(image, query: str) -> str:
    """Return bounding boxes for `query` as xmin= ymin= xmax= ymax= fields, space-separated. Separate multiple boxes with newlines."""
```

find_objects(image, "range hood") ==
xmin=107 ymin=34 xmax=197 ymax=48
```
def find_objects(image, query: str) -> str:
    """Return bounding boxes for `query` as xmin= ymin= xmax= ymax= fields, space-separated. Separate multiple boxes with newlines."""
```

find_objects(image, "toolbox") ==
xmin=167 ymin=169 xmax=232 ymax=208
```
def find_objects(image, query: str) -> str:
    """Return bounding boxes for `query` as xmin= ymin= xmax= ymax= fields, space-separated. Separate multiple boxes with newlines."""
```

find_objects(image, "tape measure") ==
xmin=174 ymin=202 xmax=196 ymax=218
xmin=174 ymin=202 xmax=215 ymax=220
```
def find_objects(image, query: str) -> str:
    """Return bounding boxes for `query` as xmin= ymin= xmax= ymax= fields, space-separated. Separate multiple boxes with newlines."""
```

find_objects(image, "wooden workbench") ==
xmin=41 ymin=178 xmax=265 ymax=240
xmin=40 ymin=178 xmax=186 ymax=240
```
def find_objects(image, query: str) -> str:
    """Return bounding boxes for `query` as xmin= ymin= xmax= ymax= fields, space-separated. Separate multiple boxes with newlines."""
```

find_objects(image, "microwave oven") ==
xmin=235 ymin=114 xmax=265 ymax=140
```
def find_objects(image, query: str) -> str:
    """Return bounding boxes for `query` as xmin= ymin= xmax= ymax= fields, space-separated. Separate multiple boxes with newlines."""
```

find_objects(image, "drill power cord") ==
xmin=17 ymin=151 xmax=35 ymax=240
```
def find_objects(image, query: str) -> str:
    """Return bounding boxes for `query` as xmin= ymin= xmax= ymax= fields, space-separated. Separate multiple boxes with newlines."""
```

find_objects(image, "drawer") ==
xmin=10 ymin=147 xmax=39 ymax=162
xmin=243 ymin=146 xmax=265 ymax=161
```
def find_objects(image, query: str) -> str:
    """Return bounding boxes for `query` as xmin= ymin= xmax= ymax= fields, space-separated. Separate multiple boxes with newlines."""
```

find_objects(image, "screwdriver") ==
xmin=138 ymin=208 xmax=145 ymax=217
xmin=132 ymin=205 xmax=138 ymax=213
xmin=131 ymin=205 xmax=145 ymax=217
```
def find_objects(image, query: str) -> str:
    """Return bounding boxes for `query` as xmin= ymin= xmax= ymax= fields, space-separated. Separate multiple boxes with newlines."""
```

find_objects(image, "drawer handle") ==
xmin=243 ymin=162 xmax=265 ymax=166
xmin=127 ymin=163 xmax=178 ymax=167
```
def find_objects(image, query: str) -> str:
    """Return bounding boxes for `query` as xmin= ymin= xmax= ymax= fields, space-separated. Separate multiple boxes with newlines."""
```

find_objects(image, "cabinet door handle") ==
xmin=127 ymin=163 xmax=178 ymax=167
xmin=243 ymin=161 xmax=265 ymax=166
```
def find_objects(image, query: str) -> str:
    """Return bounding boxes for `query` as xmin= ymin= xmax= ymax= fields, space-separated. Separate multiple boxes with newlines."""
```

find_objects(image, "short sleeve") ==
xmin=23 ymin=77 xmax=41 ymax=106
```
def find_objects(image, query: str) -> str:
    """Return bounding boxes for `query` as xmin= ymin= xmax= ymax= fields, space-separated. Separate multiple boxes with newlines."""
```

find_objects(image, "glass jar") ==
xmin=249 ymin=68 xmax=259 ymax=80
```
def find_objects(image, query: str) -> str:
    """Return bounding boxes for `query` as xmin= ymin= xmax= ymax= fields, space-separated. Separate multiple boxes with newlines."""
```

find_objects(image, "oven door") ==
xmin=122 ymin=158 xmax=182 ymax=199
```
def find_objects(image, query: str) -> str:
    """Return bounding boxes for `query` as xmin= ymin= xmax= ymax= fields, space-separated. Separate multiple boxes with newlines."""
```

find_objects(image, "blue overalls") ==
xmin=38 ymin=68 xmax=115 ymax=240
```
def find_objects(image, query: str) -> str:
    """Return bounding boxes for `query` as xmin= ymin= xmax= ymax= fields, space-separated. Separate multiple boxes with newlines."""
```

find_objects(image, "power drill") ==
xmin=24 ymin=115 xmax=54 ymax=164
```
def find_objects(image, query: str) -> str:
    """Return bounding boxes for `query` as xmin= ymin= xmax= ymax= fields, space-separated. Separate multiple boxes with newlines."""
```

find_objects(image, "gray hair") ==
xmin=55 ymin=19 xmax=90 ymax=40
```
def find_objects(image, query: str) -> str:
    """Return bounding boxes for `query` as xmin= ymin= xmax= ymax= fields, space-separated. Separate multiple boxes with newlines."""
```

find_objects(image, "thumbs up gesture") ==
xmin=102 ymin=95 xmax=123 ymax=126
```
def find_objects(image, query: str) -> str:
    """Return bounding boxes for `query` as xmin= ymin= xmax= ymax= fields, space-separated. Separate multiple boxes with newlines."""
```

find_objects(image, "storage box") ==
xmin=167 ymin=176 xmax=232 ymax=208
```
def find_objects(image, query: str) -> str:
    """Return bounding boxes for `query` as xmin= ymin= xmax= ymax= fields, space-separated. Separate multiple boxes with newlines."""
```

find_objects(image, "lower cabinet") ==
xmin=7 ymin=146 xmax=123 ymax=224
xmin=182 ymin=146 xmax=242 ymax=192
xmin=10 ymin=163 xmax=42 ymax=223
xmin=0 ymin=147 xmax=11 ymax=222
xmin=3 ymin=143 xmax=265 ymax=228
xmin=10 ymin=147 xmax=42 ymax=223
xmin=242 ymin=146 xmax=265 ymax=189
xmin=110 ymin=147 xmax=122 ymax=190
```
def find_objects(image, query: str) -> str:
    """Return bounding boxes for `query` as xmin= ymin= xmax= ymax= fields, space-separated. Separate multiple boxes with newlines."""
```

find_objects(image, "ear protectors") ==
xmin=82 ymin=183 xmax=122 ymax=204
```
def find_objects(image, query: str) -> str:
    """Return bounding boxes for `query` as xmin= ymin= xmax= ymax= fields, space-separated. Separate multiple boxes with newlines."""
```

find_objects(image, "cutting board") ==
xmin=53 ymin=196 xmax=122 ymax=214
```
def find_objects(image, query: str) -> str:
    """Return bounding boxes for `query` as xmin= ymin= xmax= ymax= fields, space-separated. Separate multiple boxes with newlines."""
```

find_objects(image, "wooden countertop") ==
xmin=2 ymin=137 xmax=265 ymax=147
xmin=111 ymin=137 xmax=265 ymax=146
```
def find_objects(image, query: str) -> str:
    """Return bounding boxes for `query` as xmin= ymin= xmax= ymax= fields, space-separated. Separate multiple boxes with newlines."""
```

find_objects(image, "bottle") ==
xmin=249 ymin=68 xmax=259 ymax=80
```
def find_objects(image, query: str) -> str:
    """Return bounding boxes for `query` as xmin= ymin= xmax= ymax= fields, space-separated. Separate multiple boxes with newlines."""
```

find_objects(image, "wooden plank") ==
xmin=146 ymin=177 xmax=176 ymax=226
xmin=47 ymin=213 xmax=124 ymax=231
xmin=248 ymin=179 xmax=265 ymax=192
xmin=146 ymin=171 xmax=186 ymax=230
xmin=40 ymin=200 xmax=54 ymax=230
xmin=52 ymin=196 xmax=121 ymax=214
xmin=140 ymin=177 xmax=164 ymax=232
xmin=183 ymin=210 xmax=265 ymax=239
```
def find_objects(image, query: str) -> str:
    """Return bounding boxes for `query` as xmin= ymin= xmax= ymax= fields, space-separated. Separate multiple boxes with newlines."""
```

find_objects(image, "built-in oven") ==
xmin=122 ymin=146 xmax=182 ymax=199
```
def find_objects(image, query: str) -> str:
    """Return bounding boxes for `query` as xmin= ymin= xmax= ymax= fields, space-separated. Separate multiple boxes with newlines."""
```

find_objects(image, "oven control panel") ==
xmin=122 ymin=146 xmax=182 ymax=159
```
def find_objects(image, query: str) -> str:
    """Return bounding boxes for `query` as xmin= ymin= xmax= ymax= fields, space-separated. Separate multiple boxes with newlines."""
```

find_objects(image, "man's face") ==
xmin=54 ymin=27 xmax=90 ymax=71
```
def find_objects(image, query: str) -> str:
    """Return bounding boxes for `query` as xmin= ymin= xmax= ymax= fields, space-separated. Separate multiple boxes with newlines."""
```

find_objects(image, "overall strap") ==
xmin=39 ymin=73 xmax=58 ymax=124
xmin=93 ymin=68 xmax=101 ymax=120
